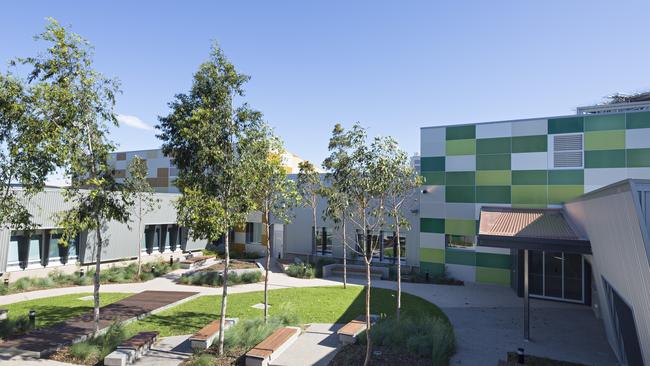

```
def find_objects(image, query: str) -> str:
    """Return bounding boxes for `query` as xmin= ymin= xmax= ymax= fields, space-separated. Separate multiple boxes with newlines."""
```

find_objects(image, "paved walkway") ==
xmin=271 ymin=323 xmax=342 ymax=366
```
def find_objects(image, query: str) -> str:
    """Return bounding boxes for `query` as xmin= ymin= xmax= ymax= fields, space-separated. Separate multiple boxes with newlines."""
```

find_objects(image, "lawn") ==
xmin=124 ymin=286 xmax=447 ymax=337
xmin=2 ymin=292 xmax=130 ymax=330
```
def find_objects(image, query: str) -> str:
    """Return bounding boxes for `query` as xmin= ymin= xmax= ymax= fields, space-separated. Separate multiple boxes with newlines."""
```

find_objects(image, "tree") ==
xmin=17 ymin=19 xmax=136 ymax=333
xmin=157 ymin=44 xmax=264 ymax=355
xmin=321 ymin=186 xmax=350 ymax=289
xmin=0 ymin=37 xmax=69 ymax=232
xmin=326 ymin=123 xmax=390 ymax=366
xmin=322 ymin=124 xmax=356 ymax=289
xmin=297 ymin=161 xmax=321 ymax=257
xmin=251 ymin=131 xmax=299 ymax=322
xmin=125 ymin=156 xmax=159 ymax=277
xmin=378 ymin=138 xmax=422 ymax=320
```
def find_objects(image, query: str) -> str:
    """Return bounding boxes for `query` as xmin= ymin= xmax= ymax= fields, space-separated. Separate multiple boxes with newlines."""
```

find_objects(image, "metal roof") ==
xmin=477 ymin=206 xmax=591 ymax=254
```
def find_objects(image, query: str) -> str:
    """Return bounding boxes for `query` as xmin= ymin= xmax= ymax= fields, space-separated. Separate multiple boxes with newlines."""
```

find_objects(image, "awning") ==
xmin=477 ymin=206 xmax=591 ymax=254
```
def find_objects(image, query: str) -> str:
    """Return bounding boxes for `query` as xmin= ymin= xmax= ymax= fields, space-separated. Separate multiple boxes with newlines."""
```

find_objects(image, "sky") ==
xmin=1 ymin=1 xmax=649 ymax=166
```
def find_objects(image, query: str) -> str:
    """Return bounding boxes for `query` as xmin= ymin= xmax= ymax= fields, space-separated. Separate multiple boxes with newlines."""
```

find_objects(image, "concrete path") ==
xmin=135 ymin=335 xmax=193 ymax=366
xmin=271 ymin=323 xmax=343 ymax=366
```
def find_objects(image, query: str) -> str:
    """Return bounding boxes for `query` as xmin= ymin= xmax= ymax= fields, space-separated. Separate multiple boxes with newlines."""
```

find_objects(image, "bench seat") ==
xmin=245 ymin=326 xmax=301 ymax=366
xmin=105 ymin=331 xmax=158 ymax=366
xmin=189 ymin=318 xmax=237 ymax=351
xmin=337 ymin=315 xmax=379 ymax=345
xmin=179 ymin=255 xmax=211 ymax=269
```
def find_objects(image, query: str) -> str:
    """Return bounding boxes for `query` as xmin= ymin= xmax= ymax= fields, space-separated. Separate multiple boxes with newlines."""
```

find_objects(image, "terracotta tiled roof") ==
xmin=479 ymin=207 xmax=582 ymax=240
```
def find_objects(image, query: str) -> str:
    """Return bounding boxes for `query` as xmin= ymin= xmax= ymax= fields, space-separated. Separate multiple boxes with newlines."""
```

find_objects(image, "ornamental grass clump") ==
xmin=223 ymin=304 xmax=299 ymax=350
xmin=285 ymin=263 xmax=315 ymax=278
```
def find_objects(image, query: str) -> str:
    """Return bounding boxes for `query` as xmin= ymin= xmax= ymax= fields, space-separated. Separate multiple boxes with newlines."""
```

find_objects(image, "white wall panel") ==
xmin=446 ymin=155 xmax=476 ymax=172
xmin=476 ymin=122 xmax=512 ymax=139
xmin=421 ymin=127 xmax=446 ymax=157
xmin=419 ymin=233 xmax=445 ymax=249
xmin=626 ymin=128 xmax=650 ymax=149
xmin=511 ymin=152 xmax=548 ymax=170
xmin=511 ymin=119 xmax=548 ymax=137
xmin=445 ymin=263 xmax=476 ymax=282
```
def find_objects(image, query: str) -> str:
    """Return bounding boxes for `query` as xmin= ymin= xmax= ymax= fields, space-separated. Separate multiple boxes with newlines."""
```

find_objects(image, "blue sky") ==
xmin=1 ymin=1 xmax=649 ymax=165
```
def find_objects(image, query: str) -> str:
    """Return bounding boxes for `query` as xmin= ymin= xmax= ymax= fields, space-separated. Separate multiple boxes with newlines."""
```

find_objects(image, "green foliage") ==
xmin=0 ymin=315 xmax=31 ymax=340
xmin=180 ymin=270 xmax=262 ymax=287
xmin=285 ymin=263 xmax=315 ymax=279
xmin=224 ymin=304 xmax=299 ymax=349
xmin=69 ymin=322 xmax=128 ymax=362
xmin=360 ymin=316 xmax=455 ymax=363
xmin=187 ymin=354 xmax=218 ymax=366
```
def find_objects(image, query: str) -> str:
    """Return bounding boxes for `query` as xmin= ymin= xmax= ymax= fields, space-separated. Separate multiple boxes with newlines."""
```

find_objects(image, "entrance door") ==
xmin=527 ymin=251 xmax=584 ymax=303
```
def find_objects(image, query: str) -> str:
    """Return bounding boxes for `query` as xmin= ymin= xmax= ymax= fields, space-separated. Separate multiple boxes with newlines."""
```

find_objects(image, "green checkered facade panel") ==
xmin=419 ymin=110 xmax=650 ymax=286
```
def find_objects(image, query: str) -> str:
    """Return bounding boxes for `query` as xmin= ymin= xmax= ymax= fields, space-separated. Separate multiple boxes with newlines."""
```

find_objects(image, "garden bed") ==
xmin=178 ymin=261 xmax=264 ymax=287
xmin=205 ymin=260 xmax=260 ymax=271
xmin=329 ymin=344 xmax=432 ymax=366
xmin=505 ymin=352 xmax=586 ymax=366
xmin=0 ymin=260 xmax=180 ymax=296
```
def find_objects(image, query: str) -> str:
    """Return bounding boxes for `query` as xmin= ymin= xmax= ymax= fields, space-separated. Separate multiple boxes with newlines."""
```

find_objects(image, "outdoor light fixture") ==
xmin=79 ymin=268 xmax=85 ymax=277
xmin=3 ymin=278 xmax=8 ymax=287
xmin=28 ymin=309 xmax=36 ymax=328
xmin=169 ymin=255 xmax=174 ymax=266
xmin=517 ymin=348 xmax=525 ymax=364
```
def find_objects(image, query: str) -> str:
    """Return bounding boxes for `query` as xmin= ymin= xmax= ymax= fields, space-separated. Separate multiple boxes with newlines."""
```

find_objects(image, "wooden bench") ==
xmin=245 ymin=326 xmax=301 ymax=366
xmin=179 ymin=255 xmax=211 ymax=269
xmin=189 ymin=318 xmax=237 ymax=351
xmin=104 ymin=331 xmax=159 ymax=366
xmin=337 ymin=314 xmax=379 ymax=345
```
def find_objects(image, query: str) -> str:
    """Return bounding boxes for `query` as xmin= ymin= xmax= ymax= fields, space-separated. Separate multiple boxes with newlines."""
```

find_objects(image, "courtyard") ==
xmin=0 ymin=260 xmax=617 ymax=365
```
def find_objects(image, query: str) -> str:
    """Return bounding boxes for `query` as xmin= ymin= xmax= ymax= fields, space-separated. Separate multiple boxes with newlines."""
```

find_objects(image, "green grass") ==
xmin=125 ymin=286 xmax=447 ymax=337
xmin=1 ymin=292 xmax=130 ymax=330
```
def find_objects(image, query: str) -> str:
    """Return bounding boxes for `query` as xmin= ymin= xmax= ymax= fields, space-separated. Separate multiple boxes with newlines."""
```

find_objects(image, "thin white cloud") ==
xmin=117 ymin=114 xmax=154 ymax=131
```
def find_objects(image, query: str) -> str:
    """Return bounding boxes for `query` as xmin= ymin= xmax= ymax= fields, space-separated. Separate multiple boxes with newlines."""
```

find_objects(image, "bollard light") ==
xmin=425 ymin=272 xmax=430 ymax=283
xmin=169 ymin=255 xmax=174 ymax=266
xmin=3 ymin=278 xmax=8 ymax=287
xmin=28 ymin=309 xmax=36 ymax=328
xmin=517 ymin=348 xmax=525 ymax=364
xmin=79 ymin=268 xmax=85 ymax=277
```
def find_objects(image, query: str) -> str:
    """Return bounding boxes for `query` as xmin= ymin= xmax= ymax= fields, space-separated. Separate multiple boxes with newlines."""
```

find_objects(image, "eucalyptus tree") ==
xmin=321 ymin=186 xmax=350 ymax=288
xmin=157 ymin=44 xmax=264 ymax=355
xmin=125 ymin=156 xmax=159 ymax=277
xmin=379 ymin=138 xmax=422 ymax=320
xmin=326 ymin=123 xmax=390 ymax=366
xmin=14 ymin=19 xmax=137 ymax=333
xmin=297 ymin=160 xmax=322 ymax=257
xmin=250 ymin=130 xmax=299 ymax=322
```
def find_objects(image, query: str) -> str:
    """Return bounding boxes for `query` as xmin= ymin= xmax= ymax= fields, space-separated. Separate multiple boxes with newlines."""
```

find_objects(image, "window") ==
xmin=245 ymin=222 xmax=262 ymax=244
xmin=382 ymin=233 xmax=406 ymax=261
xmin=49 ymin=233 xmax=62 ymax=260
xmin=7 ymin=236 xmax=20 ymax=267
xmin=445 ymin=234 xmax=475 ymax=249
xmin=28 ymin=235 xmax=41 ymax=265
xmin=314 ymin=227 xmax=332 ymax=254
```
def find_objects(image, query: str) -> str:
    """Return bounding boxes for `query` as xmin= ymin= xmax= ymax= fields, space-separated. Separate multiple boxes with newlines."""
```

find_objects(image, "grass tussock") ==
xmin=179 ymin=270 xmax=262 ymax=287
xmin=285 ymin=263 xmax=315 ymax=279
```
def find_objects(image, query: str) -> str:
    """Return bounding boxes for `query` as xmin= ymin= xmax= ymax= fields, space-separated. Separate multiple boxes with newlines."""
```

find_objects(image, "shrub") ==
xmin=69 ymin=342 xmax=101 ymax=361
xmin=73 ymin=275 xmax=92 ymax=286
xmin=285 ymin=263 xmax=315 ymax=279
xmin=12 ymin=277 xmax=33 ymax=291
xmin=362 ymin=316 xmax=455 ymax=363
xmin=189 ymin=353 xmax=217 ymax=366
xmin=180 ymin=270 xmax=262 ymax=287
xmin=224 ymin=305 xmax=299 ymax=350
xmin=240 ymin=271 xmax=262 ymax=283
xmin=0 ymin=315 xmax=31 ymax=339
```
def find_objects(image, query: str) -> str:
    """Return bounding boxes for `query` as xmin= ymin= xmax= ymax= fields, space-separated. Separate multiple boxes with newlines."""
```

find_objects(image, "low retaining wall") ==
xmin=322 ymin=263 xmax=389 ymax=280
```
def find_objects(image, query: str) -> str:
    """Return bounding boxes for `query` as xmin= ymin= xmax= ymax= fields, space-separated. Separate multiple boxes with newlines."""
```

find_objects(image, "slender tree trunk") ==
xmin=217 ymin=228 xmax=230 ymax=355
xmin=93 ymin=216 xmax=103 ymax=334
xmin=137 ymin=198 xmax=142 ymax=278
xmin=364 ymin=255 xmax=371 ymax=366
xmin=263 ymin=205 xmax=271 ymax=323
xmin=342 ymin=215 xmax=347 ymax=289
xmin=396 ymin=214 xmax=402 ymax=320
xmin=312 ymin=204 xmax=317 ymax=257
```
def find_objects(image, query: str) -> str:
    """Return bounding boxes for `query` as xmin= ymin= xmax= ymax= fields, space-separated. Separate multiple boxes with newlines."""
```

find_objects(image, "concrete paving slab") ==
xmin=270 ymin=323 xmax=343 ymax=366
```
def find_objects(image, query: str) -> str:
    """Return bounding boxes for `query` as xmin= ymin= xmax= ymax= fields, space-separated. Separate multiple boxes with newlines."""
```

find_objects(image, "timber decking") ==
xmin=0 ymin=290 xmax=198 ymax=357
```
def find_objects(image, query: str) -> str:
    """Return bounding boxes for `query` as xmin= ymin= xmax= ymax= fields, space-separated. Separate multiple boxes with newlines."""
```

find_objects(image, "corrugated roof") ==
xmin=479 ymin=206 xmax=582 ymax=240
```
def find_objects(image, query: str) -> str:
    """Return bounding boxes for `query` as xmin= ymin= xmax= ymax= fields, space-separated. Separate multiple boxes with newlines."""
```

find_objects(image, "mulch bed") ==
xmin=204 ymin=260 xmax=259 ymax=271
xmin=328 ymin=344 xmax=431 ymax=366
xmin=50 ymin=347 xmax=98 ymax=366
xmin=181 ymin=346 xmax=249 ymax=366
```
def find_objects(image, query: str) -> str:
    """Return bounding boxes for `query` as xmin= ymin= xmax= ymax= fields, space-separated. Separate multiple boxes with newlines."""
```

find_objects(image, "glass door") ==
xmin=527 ymin=251 xmax=584 ymax=303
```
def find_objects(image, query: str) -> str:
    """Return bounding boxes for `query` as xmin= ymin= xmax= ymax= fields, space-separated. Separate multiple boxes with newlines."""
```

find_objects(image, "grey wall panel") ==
xmin=565 ymin=188 xmax=650 ymax=365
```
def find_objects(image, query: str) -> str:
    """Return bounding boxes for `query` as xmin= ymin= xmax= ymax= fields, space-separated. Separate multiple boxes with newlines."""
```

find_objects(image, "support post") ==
xmin=524 ymin=249 xmax=530 ymax=341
